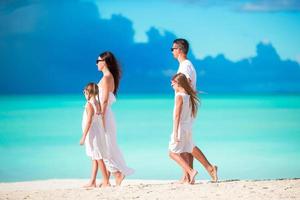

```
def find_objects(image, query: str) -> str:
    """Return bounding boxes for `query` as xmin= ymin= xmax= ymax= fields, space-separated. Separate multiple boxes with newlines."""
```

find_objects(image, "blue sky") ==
xmin=1 ymin=0 xmax=300 ymax=94
xmin=96 ymin=0 xmax=300 ymax=62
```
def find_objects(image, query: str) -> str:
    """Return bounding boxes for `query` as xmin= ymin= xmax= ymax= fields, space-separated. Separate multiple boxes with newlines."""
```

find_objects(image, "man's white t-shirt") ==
xmin=177 ymin=59 xmax=197 ymax=90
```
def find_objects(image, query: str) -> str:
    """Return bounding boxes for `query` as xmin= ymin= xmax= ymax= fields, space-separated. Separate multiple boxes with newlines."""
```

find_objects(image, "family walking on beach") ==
xmin=80 ymin=38 xmax=218 ymax=187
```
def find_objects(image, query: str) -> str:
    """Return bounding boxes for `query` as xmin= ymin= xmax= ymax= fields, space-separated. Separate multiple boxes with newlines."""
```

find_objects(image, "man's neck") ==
xmin=177 ymin=54 xmax=187 ymax=63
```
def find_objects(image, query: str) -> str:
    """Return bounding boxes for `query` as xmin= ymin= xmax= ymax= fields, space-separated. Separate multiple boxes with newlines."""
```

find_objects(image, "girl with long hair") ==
xmin=168 ymin=73 xmax=200 ymax=184
xmin=80 ymin=83 xmax=110 ymax=187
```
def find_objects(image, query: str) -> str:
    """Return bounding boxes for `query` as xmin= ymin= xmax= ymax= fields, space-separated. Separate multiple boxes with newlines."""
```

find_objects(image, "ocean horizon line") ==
xmin=1 ymin=92 xmax=300 ymax=98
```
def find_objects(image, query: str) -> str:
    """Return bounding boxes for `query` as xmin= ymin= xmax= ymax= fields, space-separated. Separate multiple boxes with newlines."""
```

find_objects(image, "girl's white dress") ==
xmin=82 ymin=100 xmax=107 ymax=160
xmin=98 ymin=86 xmax=134 ymax=176
xmin=169 ymin=92 xmax=195 ymax=153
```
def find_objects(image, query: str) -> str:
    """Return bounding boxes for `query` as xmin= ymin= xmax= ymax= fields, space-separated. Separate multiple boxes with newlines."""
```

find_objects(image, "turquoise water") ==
xmin=0 ymin=94 xmax=300 ymax=182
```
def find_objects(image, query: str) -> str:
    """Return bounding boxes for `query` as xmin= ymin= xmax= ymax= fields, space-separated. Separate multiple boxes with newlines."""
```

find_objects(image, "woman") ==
xmin=96 ymin=51 xmax=134 ymax=186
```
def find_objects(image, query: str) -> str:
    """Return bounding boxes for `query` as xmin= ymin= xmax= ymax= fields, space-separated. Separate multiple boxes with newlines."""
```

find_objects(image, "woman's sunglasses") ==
xmin=96 ymin=59 xmax=105 ymax=64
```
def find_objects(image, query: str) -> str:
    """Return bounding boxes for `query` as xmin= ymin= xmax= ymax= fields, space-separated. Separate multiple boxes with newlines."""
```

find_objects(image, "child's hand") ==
xmin=173 ymin=134 xmax=180 ymax=143
xmin=79 ymin=137 xmax=85 ymax=145
xmin=103 ymin=125 xmax=107 ymax=133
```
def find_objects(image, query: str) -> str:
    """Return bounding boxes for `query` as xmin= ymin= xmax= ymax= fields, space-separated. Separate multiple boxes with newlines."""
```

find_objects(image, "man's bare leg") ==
xmin=192 ymin=146 xmax=218 ymax=182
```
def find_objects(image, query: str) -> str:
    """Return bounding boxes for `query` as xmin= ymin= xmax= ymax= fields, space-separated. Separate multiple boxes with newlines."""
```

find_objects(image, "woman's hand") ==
xmin=101 ymin=114 xmax=107 ymax=133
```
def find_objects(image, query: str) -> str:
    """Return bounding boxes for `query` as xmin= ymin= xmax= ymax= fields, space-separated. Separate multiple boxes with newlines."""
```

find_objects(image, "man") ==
xmin=171 ymin=38 xmax=218 ymax=183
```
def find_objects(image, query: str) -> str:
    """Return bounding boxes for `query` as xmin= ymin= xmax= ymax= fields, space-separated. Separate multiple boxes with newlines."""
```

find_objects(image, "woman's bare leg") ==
xmin=114 ymin=171 xmax=125 ymax=186
xmin=97 ymin=160 xmax=110 ymax=187
xmin=107 ymin=170 xmax=111 ymax=180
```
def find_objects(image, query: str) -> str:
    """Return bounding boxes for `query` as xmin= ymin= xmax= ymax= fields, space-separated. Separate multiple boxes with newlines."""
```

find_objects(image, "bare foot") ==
xmin=99 ymin=182 xmax=111 ymax=188
xmin=209 ymin=165 xmax=218 ymax=183
xmin=179 ymin=174 xmax=189 ymax=184
xmin=178 ymin=177 xmax=185 ymax=184
xmin=115 ymin=172 xmax=125 ymax=186
xmin=83 ymin=183 xmax=96 ymax=188
xmin=189 ymin=170 xmax=198 ymax=184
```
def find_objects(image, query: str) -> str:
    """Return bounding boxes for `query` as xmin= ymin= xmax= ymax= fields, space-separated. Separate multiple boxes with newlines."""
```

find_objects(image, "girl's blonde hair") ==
xmin=172 ymin=73 xmax=199 ymax=118
xmin=84 ymin=82 xmax=101 ymax=113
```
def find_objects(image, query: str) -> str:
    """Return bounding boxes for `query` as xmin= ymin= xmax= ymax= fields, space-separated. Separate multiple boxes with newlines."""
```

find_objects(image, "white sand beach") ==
xmin=0 ymin=179 xmax=299 ymax=200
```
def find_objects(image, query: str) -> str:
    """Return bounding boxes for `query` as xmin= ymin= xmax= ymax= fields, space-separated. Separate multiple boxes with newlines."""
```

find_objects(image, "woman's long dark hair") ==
xmin=99 ymin=51 xmax=122 ymax=96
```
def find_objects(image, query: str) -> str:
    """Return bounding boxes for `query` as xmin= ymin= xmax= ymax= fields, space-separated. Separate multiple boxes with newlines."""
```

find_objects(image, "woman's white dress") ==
xmin=98 ymin=86 xmax=134 ymax=176
xmin=169 ymin=92 xmax=195 ymax=153
xmin=82 ymin=100 xmax=108 ymax=160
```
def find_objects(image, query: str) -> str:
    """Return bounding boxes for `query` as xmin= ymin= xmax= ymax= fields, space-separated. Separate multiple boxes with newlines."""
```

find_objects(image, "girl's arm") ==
xmin=80 ymin=103 xmax=94 ymax=145
xmin=173 ymin=95 xmax=183 ymax=143
xmin=100 ymin=76 xmax=110 ymax=132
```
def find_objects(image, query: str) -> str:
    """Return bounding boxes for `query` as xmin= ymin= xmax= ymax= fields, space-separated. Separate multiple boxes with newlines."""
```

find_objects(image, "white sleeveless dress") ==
xmin=98 ymin=86 xmax=134 ymax=176
xmin=82 ymin=100 xmax=108 ymax=160
xmin=169 ymin=92 xmax=195 ymax=153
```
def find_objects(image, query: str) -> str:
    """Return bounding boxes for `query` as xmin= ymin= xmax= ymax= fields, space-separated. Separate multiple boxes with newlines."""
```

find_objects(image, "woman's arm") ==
xmin=100 ymin=76 xmax=111 ymax=132
xmin=173 ymin=95 xmax=183 ymax=143
xmin=80 ymin=103 xmax=94 ymax=145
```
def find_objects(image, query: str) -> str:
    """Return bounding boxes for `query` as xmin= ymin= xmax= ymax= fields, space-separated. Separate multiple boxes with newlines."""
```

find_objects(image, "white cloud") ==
xmin=240 ymin=0 xmax=300 ymax=12
xmin=171 ymin=0 xmax=300 ymax=12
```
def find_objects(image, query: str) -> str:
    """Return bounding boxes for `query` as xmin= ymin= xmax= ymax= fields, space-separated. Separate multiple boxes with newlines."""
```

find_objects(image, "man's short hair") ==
xmin=173 ymin=38 xmax=189 ymax=54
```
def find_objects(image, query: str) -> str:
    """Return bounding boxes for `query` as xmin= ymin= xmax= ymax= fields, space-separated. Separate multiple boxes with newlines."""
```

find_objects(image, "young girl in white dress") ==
xmin=96 ymin=51 xmax=134 ymax=186
xmin=80 ymin=83 xmax=110 ymax=188
xmin=169 ymin=73 xmax=199 ymax=184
